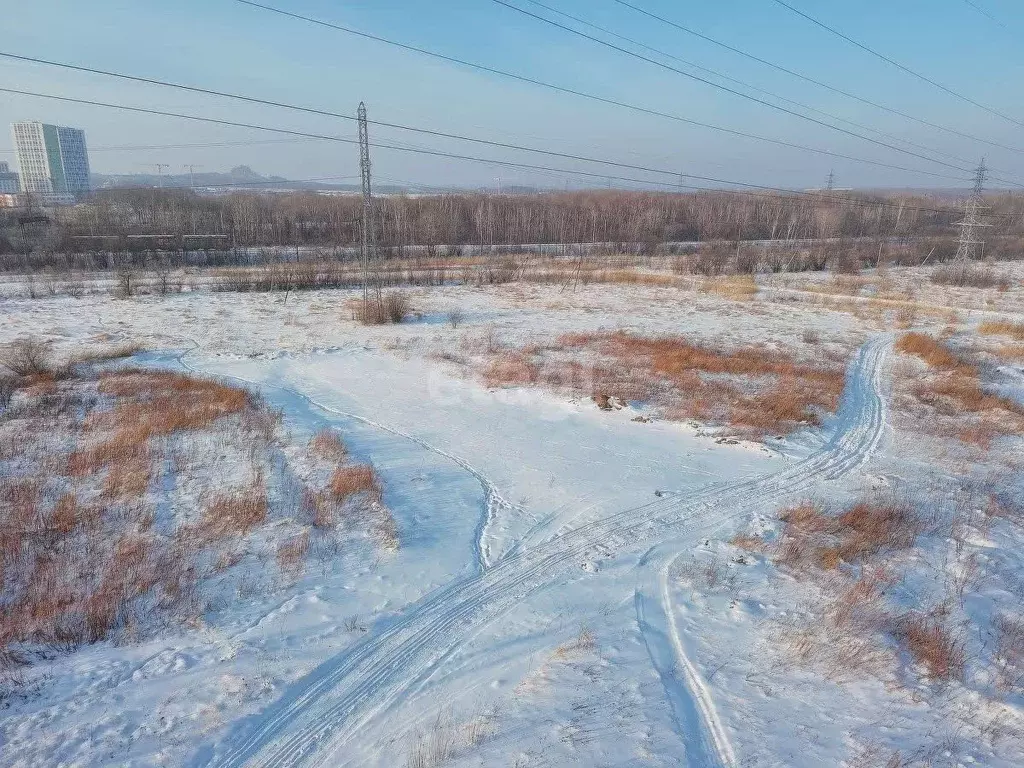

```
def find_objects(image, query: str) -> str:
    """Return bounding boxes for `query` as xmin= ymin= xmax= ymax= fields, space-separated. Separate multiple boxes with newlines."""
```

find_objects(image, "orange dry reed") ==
xmin=329 ymin=465 xmax=382 ymax=503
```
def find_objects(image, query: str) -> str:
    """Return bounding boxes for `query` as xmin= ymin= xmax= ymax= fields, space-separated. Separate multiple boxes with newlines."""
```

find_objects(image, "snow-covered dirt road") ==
xmin=193 ymin=334 xmax=892 ymax=768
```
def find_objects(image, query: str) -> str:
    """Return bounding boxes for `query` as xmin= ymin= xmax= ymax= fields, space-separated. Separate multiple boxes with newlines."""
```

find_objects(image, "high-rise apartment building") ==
xmin=11 ymin=122 xmax=90 ymax=202
xmin=0 ymin=161 xmax=20 ymax=194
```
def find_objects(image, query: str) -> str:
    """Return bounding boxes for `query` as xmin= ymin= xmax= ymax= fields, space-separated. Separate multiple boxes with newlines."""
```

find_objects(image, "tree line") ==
xmin=2 ymin=187 xmax=1023 ymax=270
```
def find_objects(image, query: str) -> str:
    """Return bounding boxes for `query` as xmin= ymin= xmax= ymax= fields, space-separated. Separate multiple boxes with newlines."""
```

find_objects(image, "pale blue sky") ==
xmin=2 ymin=0 xmax=1023 ymax=190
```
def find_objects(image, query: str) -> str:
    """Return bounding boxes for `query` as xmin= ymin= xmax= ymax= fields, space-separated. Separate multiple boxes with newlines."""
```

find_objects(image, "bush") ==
xmin=1 ymin=337 xmax=54 ymax=377
xmin=447 ymin=307 xmax=465 ymax=329
xmin=931 ymin=263 xmax=1007 ymax=289
xmin=0 ymin=375 xmax=14 ymax=409
xmin=356 ymin=292 xmax=411 ymax=325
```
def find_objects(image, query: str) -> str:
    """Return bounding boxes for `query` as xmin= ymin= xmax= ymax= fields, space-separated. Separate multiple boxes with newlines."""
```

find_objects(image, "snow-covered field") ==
xmin=1 ymin=269 xmax=1022 ymax=767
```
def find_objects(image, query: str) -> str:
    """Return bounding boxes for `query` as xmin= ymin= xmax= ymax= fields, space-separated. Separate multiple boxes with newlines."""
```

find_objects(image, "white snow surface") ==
xmin=0 ymin=282 xmax=1021 ymax=767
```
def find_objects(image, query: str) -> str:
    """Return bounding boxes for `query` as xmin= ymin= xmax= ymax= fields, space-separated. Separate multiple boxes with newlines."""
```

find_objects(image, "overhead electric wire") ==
xmin=125 ymin=174 xmax=360 ymax=189
xmin=0 ymin=85 xmax=997 ymax=220
xmin=0 ymin=50 xmax=988 ymax=189
xmin=960 ymin=0 xmax=1008 ymax=30
xmin=769 ymin=0 xmax=1024 ymax=128
xmin=0 ymin=137 xmax=327 ymax=155
xmin=488 ymin=0 xmax=1005 ymax=178
xmin=233 ymin=0 xmax=998 ymax=185
xmin=523 ymin=0 xmax=975 ymax=167
xmin=612 ymin=0 xmax=1024 ymax=160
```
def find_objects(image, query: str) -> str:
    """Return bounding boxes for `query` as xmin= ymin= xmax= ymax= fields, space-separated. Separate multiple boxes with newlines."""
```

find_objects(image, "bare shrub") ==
xmin=356 ymin=293 xmax=410 ymax=325
xmin=116 ymin=266 xmax=135 ymax=298
xmin=447 ymin=307 xmax=465 ymax=329
xmin=384 ymin=292 xmax=411 ymax=323
xmin=22 ymin=273 xmax=39 ymax=299
xmin=64 ymin=275 xmax=86 ymax=298
xmin=993 ymin=613 xmax=1024 ymax=695
xmin=276 ymin=531 xmax=310 ymax=575
xmin=931 ymin=263 xmax=1006 ymax=288
xmin=0 ymin=375 xmax=15 ymax=410
xmin=1 ymin=337 xmax=55 ymax=377
xmin=894 ymin=614 xmax=965 ymax=681
xmin=309 ymin=429 xmax=347 ymax=461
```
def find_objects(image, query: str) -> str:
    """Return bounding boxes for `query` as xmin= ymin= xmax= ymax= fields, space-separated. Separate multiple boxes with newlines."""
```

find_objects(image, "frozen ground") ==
xmin=1 ymin=272 xmax=1022 ymax=767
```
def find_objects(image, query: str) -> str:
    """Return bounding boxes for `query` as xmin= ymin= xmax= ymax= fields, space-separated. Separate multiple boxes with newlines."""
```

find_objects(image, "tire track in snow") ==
xmin=169 ymin=341 xmax=523 ymax=574
xmin=195 ymin=335 xmax=891 ymax=768
xmin=633 ymin=334 xmax=890 ymax=768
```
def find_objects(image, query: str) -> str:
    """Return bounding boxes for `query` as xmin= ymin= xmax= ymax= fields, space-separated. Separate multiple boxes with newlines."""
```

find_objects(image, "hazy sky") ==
xmin=2 ymin=0 xmax=1023 ymax=191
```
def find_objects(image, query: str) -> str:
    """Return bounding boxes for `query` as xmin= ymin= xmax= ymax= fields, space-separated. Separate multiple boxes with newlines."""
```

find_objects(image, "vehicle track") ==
xmin=633 ymin=333 xmax=889 ymax=767
xmin=171 ymin=342 xmax=529 ymax=573
xmin=195 ymin=334 xmax=891 ymax=768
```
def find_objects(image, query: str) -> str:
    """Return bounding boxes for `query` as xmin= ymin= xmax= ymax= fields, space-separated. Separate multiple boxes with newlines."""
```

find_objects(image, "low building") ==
xmin=0 ymin=161 xmax=20 ymax=194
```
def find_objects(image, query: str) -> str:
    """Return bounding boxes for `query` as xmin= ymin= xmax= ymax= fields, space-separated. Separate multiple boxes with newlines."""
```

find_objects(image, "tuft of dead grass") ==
xmin=894 ymin=614 xmax=965 ymax=681
xmin=978 ymin=320 xmax=1024 ymax=341
xmin=699 ymin=274 xmax=758 ymax=301
xmin=309 ymin=429 xmax=347 ymax=461
xmin=330 ymin=465 xmax=382 ymax=504
xmin=895 ymin=333 xmax=965 ymax=371
xmin=775 ymin=497 xmax=921 ymax=572
xmin=277 ymin=531 xmax=310 ymax=575
xmin=179 ymin=481 xmax=269 ymax=544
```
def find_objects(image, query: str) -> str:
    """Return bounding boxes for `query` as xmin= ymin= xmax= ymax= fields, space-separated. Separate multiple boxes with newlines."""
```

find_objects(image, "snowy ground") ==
xmin=1 ymin=271 xmax=1022 ymax=767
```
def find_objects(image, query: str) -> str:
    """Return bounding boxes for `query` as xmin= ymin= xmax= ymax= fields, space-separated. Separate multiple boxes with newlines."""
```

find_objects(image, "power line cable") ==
xmin=0 ymin=50 xmax=985 ymax=188
xmin=524 ymin=0 xmax=975 ymax=167
xmin=961 ymin=0 xmax=1008 ymax=29
xmin=233 ymin=0 xmax=994 ymax=183
xmin=1 ymin=85 xmax=995 ymax=218
xmin=769 ymin=0 xmax=1024 ymax=127
xmin=487 ymin=0 xmax=1004 ymax=176
xmin=612 ymin=0 xmax=1024 ymax=159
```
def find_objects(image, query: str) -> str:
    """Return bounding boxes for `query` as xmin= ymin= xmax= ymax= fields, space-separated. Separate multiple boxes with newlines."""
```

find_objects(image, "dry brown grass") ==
xmin=276 ymin=531 xmax=310 ymax=575
xmin=181 ymin=482 xmax=269 ymax=544
xmin=894 ymin=614 xmax=965 ymax=681
xmin=992 ymin=344 xmax=1024 ymax=361
xmin=309 ymin=429 xmax=347 ymax=461
xmin=329 ymin=465 xmax=382 ymax=504
xmin=978 ymin=320 xmax=1024 ymax=341
xmin=774 ymin=498 xmax=920 ymax=572
xmin=0 ymin=364 xmax=379 ymax=676
xmin=895 ymin=332 xmax=1024 ymax=447
xmin=895 ymin=333 xmax=965 ymax=371
xmin=699 ymin=274 xmax=758 ymax=300
xmin=70 ymin=342 xmax=145 ymax=366
xmin=482 ymin=352 xmax=539 ymax=389
xmin=552 ymin=331 xmax=845 ymax=434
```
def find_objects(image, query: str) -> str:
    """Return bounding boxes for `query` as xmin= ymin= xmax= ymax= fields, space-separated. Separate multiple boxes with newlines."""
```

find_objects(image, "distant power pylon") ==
xmin=952 ymin=158 xmax=990 ymax=271
xmin=825 ymin=169 xmax=835 ymax=192
xmin=146 ymin=163 xmax=169 ymax=188
xmin=358 ymin=101 xmax=377 ymax=306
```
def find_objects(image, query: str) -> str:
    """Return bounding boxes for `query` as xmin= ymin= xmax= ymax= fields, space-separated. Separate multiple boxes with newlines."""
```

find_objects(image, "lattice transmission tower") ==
xmin=358 ymin=101 xmax=377 ymax=306
xmin=952 ymin=158 xmax=990 ymax=271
